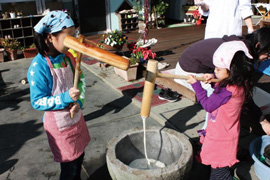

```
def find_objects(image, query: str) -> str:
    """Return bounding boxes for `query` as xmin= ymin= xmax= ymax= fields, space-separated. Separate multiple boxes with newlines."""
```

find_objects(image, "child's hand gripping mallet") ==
xmin=70 ymin=34 xmax=84 ymax=118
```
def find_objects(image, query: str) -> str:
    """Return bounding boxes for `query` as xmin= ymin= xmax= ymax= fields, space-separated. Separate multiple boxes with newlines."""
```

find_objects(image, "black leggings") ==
xmin=60 ymin=152 xmax=85 ymax=180
xmin=210 ymin=166 xmax=233 ymax=180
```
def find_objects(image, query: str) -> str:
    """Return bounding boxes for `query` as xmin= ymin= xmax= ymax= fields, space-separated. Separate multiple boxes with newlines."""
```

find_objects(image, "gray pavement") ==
xmin=0 ymin=57 xmax=261 ymax=180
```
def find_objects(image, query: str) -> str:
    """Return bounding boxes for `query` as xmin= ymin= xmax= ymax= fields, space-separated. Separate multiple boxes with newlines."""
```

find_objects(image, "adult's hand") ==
xmin=194 ymin=0 xmax=204 ymax=6
xmin=194 ymin=0 xmax=209 ymax=12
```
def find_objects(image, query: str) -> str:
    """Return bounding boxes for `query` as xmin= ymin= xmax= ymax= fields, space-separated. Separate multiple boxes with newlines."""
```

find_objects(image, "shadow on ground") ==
xmin=0 ymin=120 xmax=43 ymax=175
xmin=87 ymin=164 xmax=112 ymax=180
xmin=84 ymin=85 xmax=145 ymax=121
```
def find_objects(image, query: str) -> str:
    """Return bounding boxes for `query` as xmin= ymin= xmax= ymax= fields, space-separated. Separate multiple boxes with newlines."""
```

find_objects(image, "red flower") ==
xmin=132 ymin=47 xmax=156 ymax=61
xmin=127 ymin=42 xmax=137 ymax=52
xmin=192 ymin=10 xmax=201 ymax=20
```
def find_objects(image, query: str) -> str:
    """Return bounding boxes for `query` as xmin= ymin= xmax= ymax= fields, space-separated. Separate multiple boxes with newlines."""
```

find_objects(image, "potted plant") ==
xmin=114 ymin=56 xmax=140 ymax=81
xmin=100 ymin=30 xmax=128 ymax=51
xmin=129 ymin=46 xmax=156 ymax=64
xmin=151 ymin=0 xmax=169 ymax=27
xmin=126 ymin=40 xmax=157 ymax=78
xmin=0 ymin=37 xmax=20 ymax=60
xmin=21 ymin=43 xmax=38 ymax=58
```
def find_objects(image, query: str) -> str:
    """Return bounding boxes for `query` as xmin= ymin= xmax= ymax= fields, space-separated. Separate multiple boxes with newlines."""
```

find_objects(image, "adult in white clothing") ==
xmin=196 ymin=0 xmax=254 ymax=39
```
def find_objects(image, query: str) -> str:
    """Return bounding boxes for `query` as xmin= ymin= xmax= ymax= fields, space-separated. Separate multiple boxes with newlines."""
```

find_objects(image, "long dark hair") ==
xmin=34 ymin=31 xmax=61 ymax=57
xmin=243 ymin=27 xmax=270 ymax=62
xmin=218 ymin=51 xmax=255 ymax=100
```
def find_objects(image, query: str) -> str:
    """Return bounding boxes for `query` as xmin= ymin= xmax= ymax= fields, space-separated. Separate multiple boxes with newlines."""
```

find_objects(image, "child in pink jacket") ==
xmin=187 ymin=41 xmax=255 ymax=179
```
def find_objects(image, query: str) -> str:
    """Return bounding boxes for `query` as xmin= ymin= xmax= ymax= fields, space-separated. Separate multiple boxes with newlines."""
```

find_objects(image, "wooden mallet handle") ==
xmin=73 ymin=35 xmax=84 ymax=89
xmin=70 ymin=35 xmax=84 ymax=118
xmin=156 ymin=73 xmax=220 ymax=82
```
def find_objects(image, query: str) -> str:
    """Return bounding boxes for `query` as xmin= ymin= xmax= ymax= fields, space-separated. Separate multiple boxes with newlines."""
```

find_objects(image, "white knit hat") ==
xmin=213 ymin=41 xmax=253 ymax=70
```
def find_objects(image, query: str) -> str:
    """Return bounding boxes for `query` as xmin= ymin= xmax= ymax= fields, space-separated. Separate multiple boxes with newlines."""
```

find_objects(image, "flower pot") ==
xmin=139 ymin=57 xmax=148 ymax=64
xmin=22 ymin=47 xmax=38 ymax=58
xmin=0 ymin=48 xmax=4 ymax=63
xmin=114 ymin=63 xmax=139 ymax=81
xmin=137 ymin=63 xmax=147 ymax=78
xmin=6 ymin=49 xmax=17 ymax=61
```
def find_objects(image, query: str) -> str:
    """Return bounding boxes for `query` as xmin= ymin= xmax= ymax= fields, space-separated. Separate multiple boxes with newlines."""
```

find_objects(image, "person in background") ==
xmin=174 ymin=27 xmax=270 ymax=135
xmin=195 ymin=0 xmax=254 ymax=39
xmin=186 ymin=41 xmax=255 ymax=179
xmin=27 ymin=10 xmax=90 ymax=180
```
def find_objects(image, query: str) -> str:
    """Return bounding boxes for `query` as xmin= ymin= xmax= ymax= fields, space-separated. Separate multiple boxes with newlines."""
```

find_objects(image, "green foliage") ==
xmin=29 ymin=43 xmax=36 ymax=48
xmin=132 ymin=0 xmax=143 ymax=12
xmin=19 ymin=46 xmax=26 ymax=51
xmin=129 ymin=56 xmax=139 ymax=65
xmin=96 ymin=43 xmax=104 ymax=49
xmin=131 ymin=0 xmax=169 ymax=22
xmin=152 ymin=0 xmax=169 ymax=16
xmin=19 ymin=43 xmax=36 ymax=51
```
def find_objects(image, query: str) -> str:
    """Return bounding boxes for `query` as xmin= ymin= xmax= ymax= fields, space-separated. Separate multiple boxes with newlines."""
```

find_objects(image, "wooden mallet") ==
xmin=64 ymin=35 xmax=130 ymax=70
xmin=140 ymin=60 xmax=220 ymax=118
xmin=65 ymin=34 xmax=131 ymax=118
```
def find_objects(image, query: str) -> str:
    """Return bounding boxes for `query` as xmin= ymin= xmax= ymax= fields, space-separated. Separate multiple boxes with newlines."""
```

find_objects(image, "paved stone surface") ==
xmin=0 ymin=57 xmax=261 ymax=180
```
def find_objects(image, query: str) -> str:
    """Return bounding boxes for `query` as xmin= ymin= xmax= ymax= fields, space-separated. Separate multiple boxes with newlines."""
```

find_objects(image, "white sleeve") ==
xmin=239 ymin=0 xmax=254 ymax=19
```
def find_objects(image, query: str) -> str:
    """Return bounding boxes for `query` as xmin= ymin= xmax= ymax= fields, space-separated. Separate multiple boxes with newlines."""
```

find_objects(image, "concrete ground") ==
xmin=0 ymin=56 xmax=261 ymax=180
xmin=0 ymin=58 xmax=160 ymax=180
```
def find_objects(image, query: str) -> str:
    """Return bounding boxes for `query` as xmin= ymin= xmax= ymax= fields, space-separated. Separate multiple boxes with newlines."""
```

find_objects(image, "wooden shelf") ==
xmin=22 ymin=26 xmax=32 ymax=29
xmin=0 ymin=16 xmax=43 ymax=47
xmin=1 ymin=28 xmax=13 ymax=31
xmin=16 ymin=35 xmax=34 ymax=39
xmin=117 ymin=11 xmax=139 ymax=32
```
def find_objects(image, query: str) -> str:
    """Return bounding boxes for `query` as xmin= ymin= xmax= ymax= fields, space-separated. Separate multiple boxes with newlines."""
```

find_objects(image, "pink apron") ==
xmin=200 ymin=86 xmax=244 ymax=168
xmin=43 ymin=56 xmax=90 ymax=163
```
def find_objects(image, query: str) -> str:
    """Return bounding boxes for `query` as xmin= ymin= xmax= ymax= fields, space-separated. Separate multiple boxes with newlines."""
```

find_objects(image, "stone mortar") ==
xmin=106 ymin=126 xmax=193 ymax=180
